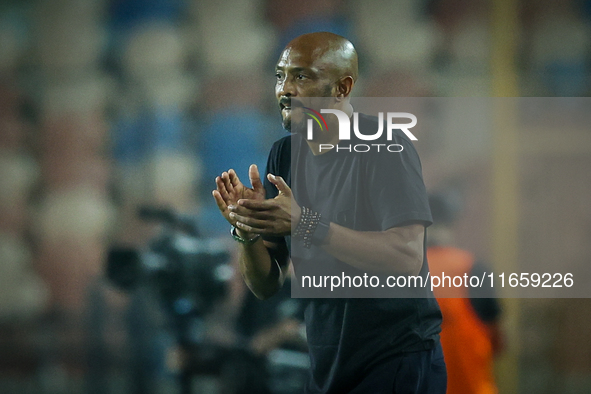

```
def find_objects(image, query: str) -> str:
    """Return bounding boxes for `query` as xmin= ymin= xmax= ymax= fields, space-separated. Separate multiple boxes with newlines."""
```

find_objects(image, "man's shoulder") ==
xmin=270 ymin=134 xmax=292 ymax=153
xmin=266 ymin=134 xmax=295 ymax=177
xmin=269 ymin=133 xmax=307 ymax=161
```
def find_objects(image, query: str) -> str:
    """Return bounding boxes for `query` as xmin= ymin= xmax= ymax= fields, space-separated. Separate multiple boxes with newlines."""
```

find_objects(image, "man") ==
xmin=427 ymin=192 xmax=503 ymax=394
xmin=213 ymin=32 xmax=445 ymax=393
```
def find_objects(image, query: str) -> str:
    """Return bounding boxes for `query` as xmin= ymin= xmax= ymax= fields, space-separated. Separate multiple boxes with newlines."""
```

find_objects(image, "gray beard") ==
xmin=281 ymin=85 xmax=334 ymax=133
xmin=282 ymin=116 xmax=292 ymax=132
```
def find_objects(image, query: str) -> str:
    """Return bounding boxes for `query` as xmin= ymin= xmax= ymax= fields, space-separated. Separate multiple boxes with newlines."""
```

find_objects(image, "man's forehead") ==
xmin=276 ymin=45 xmax=326 ymax=70
xmin=276 ymin=47 xmax=294 ymax=66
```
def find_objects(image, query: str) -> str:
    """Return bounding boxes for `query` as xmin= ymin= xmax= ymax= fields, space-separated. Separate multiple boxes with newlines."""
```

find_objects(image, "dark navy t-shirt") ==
xmin=263 ymin=114 xmax=442 ymax=393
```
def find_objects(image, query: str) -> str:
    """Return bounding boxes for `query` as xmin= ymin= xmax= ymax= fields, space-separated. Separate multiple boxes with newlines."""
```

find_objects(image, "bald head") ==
xmin=275 ymin=32 xmax=358 ymax=133
xmin=283 ymin=32 xmax=358 ymax=83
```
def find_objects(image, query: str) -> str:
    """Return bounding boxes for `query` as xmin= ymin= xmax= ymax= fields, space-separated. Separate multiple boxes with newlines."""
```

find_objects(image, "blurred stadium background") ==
xmin=0 ymin=0 xmax=590 ymax=393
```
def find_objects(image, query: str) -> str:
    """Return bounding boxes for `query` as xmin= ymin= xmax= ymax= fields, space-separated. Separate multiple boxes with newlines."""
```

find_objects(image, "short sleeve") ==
xmin=263 ymin=144 xmax=280 ymax=201
xmin=262 ymin=136 xmax=291 ymax=243
xmin=365 ymin=133 xmax=432 ymax=230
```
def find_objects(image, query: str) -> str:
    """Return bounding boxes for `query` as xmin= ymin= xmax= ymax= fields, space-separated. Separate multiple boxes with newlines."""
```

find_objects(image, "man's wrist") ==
xmin=293 ymin=206 xmax=330 ymax=248
xmin=312 ymin=217 xmax=330 ymax=246
xmin=231 ymin=226 xmax=261 ymax=245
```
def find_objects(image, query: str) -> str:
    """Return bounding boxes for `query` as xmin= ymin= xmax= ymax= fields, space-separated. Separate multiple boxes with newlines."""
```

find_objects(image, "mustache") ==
xmin=279 ymin=97 xmax=303 ymax=109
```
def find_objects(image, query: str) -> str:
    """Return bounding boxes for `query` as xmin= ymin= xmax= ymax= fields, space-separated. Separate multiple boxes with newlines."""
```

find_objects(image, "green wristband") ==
xmin=230 ymin=226 xmax=260 ymax=245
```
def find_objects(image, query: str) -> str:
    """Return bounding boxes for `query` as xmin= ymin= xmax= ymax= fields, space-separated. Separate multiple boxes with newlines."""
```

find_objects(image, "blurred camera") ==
xmin=106 ymin=206 xmax=233 ymax=316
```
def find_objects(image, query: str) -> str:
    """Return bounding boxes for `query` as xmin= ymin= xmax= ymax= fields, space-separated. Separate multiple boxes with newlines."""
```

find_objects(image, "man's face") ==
xmin=275 ymin=46 xmax=336 ymax=132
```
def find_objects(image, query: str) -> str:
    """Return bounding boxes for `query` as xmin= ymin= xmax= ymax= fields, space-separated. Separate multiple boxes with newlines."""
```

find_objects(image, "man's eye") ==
xmin=297 ymin=74 xmax=307 ymax=80
xmin=275 ymin=73 xmax=283 ymax=80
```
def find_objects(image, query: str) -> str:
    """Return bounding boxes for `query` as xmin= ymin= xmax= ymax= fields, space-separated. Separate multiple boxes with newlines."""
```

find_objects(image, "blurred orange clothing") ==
xmin=427 ymin=246 xmax=498 ymax=394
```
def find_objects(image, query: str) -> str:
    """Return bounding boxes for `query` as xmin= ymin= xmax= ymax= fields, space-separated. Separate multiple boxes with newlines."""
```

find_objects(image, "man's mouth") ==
xmin=280 ymin=98 xmax=302 ymax=113
xmin=280 ymin=103 xmax=291 ymax=117
xmin=279 ymin=98 xmax=291 ymax=112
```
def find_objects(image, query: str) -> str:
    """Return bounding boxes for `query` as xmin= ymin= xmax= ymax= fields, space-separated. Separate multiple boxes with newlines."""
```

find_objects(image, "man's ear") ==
xmin=335 ymin=76 xmax=354 ymax=100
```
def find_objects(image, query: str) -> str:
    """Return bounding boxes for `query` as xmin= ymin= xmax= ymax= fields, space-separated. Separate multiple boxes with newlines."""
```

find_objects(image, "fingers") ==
xmin=229 ymin=212 xmax=268 ymax=233
xmin=249 ymin=164 xmax=264 ymax=194
xmin=228 ymin=203 xmax=275 ymax=219
xmin=212 ymin=189 xmax=227 ymax=212
xmin=228 ymin=169 xmax=241 ymax=189
xmin=221 ymin=171 xmax=234 ymax=194
xmin=237 ymin=198 xmax=275 ymax=211
xmin=215 ymin=176 xmax=232 ymax=204
xmin=267 ymin=173 xmax=291 ymax=196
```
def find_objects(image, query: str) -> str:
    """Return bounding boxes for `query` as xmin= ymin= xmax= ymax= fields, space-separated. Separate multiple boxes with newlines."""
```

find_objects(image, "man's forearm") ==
xmin=320 ymin=223 xmax=424 ymax=276
xmin=237 ymin=234 xmax=284 ymax=300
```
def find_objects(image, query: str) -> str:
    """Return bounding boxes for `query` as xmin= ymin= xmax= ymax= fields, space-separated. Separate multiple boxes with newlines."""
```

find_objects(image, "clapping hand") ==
xmin=228 ymin=173 xmax=300 ymax=237
xmin=212 ymin=164 xmax=266 ymax=227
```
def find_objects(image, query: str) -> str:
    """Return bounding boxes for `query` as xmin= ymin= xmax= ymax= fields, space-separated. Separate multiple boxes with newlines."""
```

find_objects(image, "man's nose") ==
xmin=277 ymin=78 xmax=296 ymax=97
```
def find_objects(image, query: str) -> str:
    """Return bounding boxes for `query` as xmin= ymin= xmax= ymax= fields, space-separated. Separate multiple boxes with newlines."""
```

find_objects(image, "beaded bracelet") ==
xmin=293 ymin=206 xmax=322 ymax=249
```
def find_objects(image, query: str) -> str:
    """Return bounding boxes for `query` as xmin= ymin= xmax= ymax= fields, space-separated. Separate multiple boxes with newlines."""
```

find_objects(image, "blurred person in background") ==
xmin=427 ymin=192 xmax=504 ymax=394
xmin=213 ymin=32 xmax=446 ymax=394
xmin=224 ymin=271 xmax=307 ymax=394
